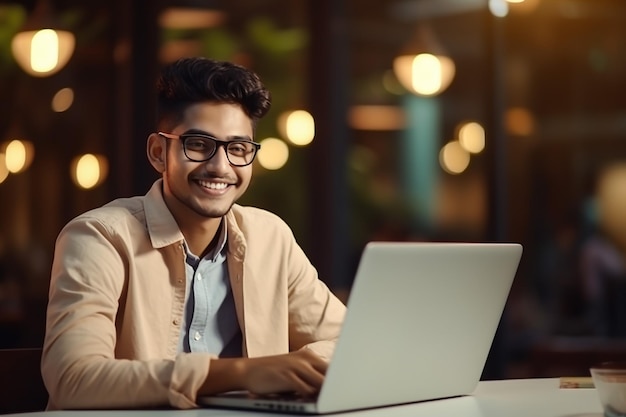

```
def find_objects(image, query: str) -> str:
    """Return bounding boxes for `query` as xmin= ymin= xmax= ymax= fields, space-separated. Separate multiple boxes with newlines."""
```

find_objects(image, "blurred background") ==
xmin=1 ymin=0 xmax=626 ymax=379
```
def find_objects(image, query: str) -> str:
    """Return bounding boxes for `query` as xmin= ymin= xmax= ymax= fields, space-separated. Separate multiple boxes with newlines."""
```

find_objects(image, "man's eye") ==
xmin=229 ymin=143 xmax=247 ymax=153
xmin=186 ymin=139 xmax=210 ymax=150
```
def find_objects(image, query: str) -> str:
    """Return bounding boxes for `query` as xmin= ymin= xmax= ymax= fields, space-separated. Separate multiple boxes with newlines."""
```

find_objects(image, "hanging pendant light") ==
xmin=11 ymin=0 xmax=75 ymax=77
xmin=392 ymin=25 xmax=455 ymax=97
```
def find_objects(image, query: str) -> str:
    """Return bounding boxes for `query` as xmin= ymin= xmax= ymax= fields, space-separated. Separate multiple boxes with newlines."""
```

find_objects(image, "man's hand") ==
xmin=199 ymin=349 xmax=328 ymax=397
xmin=242 ymin=349 xmax=327 ymax=396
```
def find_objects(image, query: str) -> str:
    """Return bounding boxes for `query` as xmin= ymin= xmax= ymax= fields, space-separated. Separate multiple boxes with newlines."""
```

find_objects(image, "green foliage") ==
xmin=0 ymin=5 xmax=26 ymax=71
xmin=199 ymin=28 xmax=240 ymax=61
xmin=245 ymin=17 xmax=307 ymax=55
xmin=182 ymin=16 xmax=311 ymax=241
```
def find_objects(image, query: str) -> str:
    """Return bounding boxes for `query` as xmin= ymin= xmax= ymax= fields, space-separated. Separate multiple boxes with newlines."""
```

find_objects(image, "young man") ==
xmin=42 ymin=57 xmax=346 ymax=410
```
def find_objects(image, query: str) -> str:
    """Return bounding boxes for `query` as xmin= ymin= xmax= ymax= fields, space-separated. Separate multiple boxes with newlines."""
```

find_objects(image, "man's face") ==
xmin=159 ymin=102 xmax=254 ymax=221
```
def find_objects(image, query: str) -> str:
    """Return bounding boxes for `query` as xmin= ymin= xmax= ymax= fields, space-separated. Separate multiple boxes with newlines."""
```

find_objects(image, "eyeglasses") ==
xmin=158 ymin=132 xmax=261 ymax=167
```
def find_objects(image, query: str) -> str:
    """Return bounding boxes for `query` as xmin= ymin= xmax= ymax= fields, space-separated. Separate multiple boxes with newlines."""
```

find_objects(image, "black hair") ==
xmin=156 ymin=57 xmax=272 ymax=130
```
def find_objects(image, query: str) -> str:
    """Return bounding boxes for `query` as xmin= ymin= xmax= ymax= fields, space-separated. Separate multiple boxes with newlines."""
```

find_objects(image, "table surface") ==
xmin=5 ymin=378 xmax=604 ymax=417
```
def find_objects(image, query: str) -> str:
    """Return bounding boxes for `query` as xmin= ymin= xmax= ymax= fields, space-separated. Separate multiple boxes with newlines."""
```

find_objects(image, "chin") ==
xmin=194 ymin=204 xmax=234 ymax=219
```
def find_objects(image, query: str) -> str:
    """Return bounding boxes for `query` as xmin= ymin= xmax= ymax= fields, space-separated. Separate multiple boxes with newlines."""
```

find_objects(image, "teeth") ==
xmin=198 ymin=180 xmax=228 ymax=190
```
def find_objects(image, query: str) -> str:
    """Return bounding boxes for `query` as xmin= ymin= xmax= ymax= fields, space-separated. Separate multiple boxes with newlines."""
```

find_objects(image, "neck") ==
xmin=180 ymin=217 xmax=223 ymax=258
xmin=160 ymin=183 xmax=226 ymax=257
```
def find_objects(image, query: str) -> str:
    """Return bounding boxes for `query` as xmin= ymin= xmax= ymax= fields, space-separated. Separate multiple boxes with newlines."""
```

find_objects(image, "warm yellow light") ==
xmin=506 ymin=0 xmax=539 ymax=13
xmin=159 ymin=39 xmax=202 ymax=63
xmin=393 ymin=53 xmax=455 ymax=96
xmin=11 ymin=29 xmax=75 ymax=77
xmin=597 ymin=163 xmax=626 ymax=253
xmin=277 ymin=110 xmax=315 ymax=146
xmin=458 ymin=122 xmax=485 ymax=154
xmin=32 ymin=29 xmax=59 ymax=72
xmin=505 ymin=107 xmax=535 ymax=136
xmin=4 ymin=140 xmax=34 ymax=173
xmin=159 ymin=7 xmax=225 ymax=29
xmin=71 ymin=153 xmax=109 ymax=189
xmin=0 ymin=153 xmax=9 ymax=184
xmin=257 ymin=138 xmax=289 ymax=170
xmin=489 ymin=0 xmax=509 ymax=17
xmin=51 ymin=87 xmax=74 ymax=112
xmin=439 ymin=141 xmax=470 ymax=175
xmin=348 ymin=105 xmax=406 ymax=131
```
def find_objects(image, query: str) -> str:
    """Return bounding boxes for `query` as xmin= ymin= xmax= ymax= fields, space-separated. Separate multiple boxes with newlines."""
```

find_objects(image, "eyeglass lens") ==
xmin=183 ymin=135 xmax=258 ymax=166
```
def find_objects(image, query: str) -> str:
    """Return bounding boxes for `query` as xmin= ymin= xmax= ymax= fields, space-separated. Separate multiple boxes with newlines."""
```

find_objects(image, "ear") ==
xmin=147 ymin=133 xmax=166 ymax=174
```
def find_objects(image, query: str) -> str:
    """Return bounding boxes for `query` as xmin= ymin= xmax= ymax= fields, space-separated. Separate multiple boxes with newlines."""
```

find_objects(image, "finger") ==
xmin=293 ymin=362 xmax=325 ymax=392
xmin=299 ymin=349 xmax=329 ymax=374
xmin=309 ymin=356 xmax=328 ymax=375
xmin=297 ymin=373 xmax=324 ymax=393
xmin=289 ymin=374 xmax=321 ymax=396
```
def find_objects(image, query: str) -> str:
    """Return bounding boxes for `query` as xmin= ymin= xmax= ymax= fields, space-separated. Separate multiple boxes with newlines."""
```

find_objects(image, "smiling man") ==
xmin=42 ymin=58 xmax=346 ymax=410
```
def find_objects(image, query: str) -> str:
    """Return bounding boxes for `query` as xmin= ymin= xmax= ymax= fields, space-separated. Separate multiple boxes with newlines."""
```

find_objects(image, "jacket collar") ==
xmin=143 ymin=179 xmax=185 ymax=249
xmin=225 ymin=207 xmax=246 ymax=261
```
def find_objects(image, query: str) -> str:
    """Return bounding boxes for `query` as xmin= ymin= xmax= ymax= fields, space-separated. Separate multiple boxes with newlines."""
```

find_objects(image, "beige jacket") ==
xmin=42 ymin=180 xmax=346 ymax=410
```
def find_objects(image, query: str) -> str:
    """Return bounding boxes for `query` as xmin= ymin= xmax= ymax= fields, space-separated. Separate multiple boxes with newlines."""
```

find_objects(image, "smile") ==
xmin=197 ymin=179 xmax=229 ymax=190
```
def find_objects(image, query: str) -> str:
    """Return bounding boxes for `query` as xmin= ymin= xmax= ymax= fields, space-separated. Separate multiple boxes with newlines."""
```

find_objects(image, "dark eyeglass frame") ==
xmin=157 ymin=131 xmax=261 ymax=167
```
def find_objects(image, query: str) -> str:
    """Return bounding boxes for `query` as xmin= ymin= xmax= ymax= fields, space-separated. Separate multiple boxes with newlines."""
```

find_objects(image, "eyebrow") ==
xmin=183 ymin=128 xmax=254 ymax=142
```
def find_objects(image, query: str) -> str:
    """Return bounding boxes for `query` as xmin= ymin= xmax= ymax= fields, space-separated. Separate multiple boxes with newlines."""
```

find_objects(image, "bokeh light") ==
xmin=4 ymin=139 xmax=34 ymax=173
xmin=71 ymin=153 xmax=109 ymax=189
xmin=505 ymin=107 xmax=535 ymax=136
xmin=458 ymin=122 xmax=485 ymax=154
xmin=597 ymin=163 xmax=626 ymax=253
xmin=489 ymin=0 xmax=509 ymax=17
xmin=277 ymin=110 xmax=315 ymax=146
xmin=257 ymin=138 xmax=289 ymax=170
xmin=0 ymin=153 xmax=8 ymax=184
xmin=440 ymin=141 xmax=470 ymax=174
xmin=393 ymin=53 xmax=455 ymax=96
xmin=52 ymin=88 xmax=74 ymax=112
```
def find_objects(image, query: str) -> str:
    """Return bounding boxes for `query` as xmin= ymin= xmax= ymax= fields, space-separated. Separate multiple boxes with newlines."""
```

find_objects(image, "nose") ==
xmin=204 ymin=144 xmax=231 ymax=173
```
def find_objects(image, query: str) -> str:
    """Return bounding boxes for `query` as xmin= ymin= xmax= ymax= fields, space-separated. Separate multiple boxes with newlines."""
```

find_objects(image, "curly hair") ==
xmin=156 ymin=57 xmax=272 ymax=131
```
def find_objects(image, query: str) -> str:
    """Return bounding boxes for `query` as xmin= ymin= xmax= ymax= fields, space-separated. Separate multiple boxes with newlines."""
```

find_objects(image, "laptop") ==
xmin=199 ymin=241 xmax=523 ymax=414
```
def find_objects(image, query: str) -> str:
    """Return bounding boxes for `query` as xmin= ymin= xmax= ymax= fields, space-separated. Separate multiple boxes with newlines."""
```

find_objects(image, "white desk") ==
xmin=5 ymin=378 xmax=604 ymax=417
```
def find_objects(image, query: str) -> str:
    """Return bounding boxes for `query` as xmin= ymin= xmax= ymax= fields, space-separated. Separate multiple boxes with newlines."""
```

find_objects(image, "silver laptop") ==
xmin=199 ymin=242 xmax=523 ymax=414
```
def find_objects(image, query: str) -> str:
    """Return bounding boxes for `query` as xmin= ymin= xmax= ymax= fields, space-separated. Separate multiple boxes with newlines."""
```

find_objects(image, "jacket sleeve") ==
xmin=42 ymin=217 xmax=212 ymax=410
xmin=284 ymin=231 xmax=346 ymax=360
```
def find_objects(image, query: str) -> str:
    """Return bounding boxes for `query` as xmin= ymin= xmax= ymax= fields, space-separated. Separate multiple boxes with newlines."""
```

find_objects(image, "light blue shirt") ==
xmin=178 ymin=221 xmax=242 ymax=356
